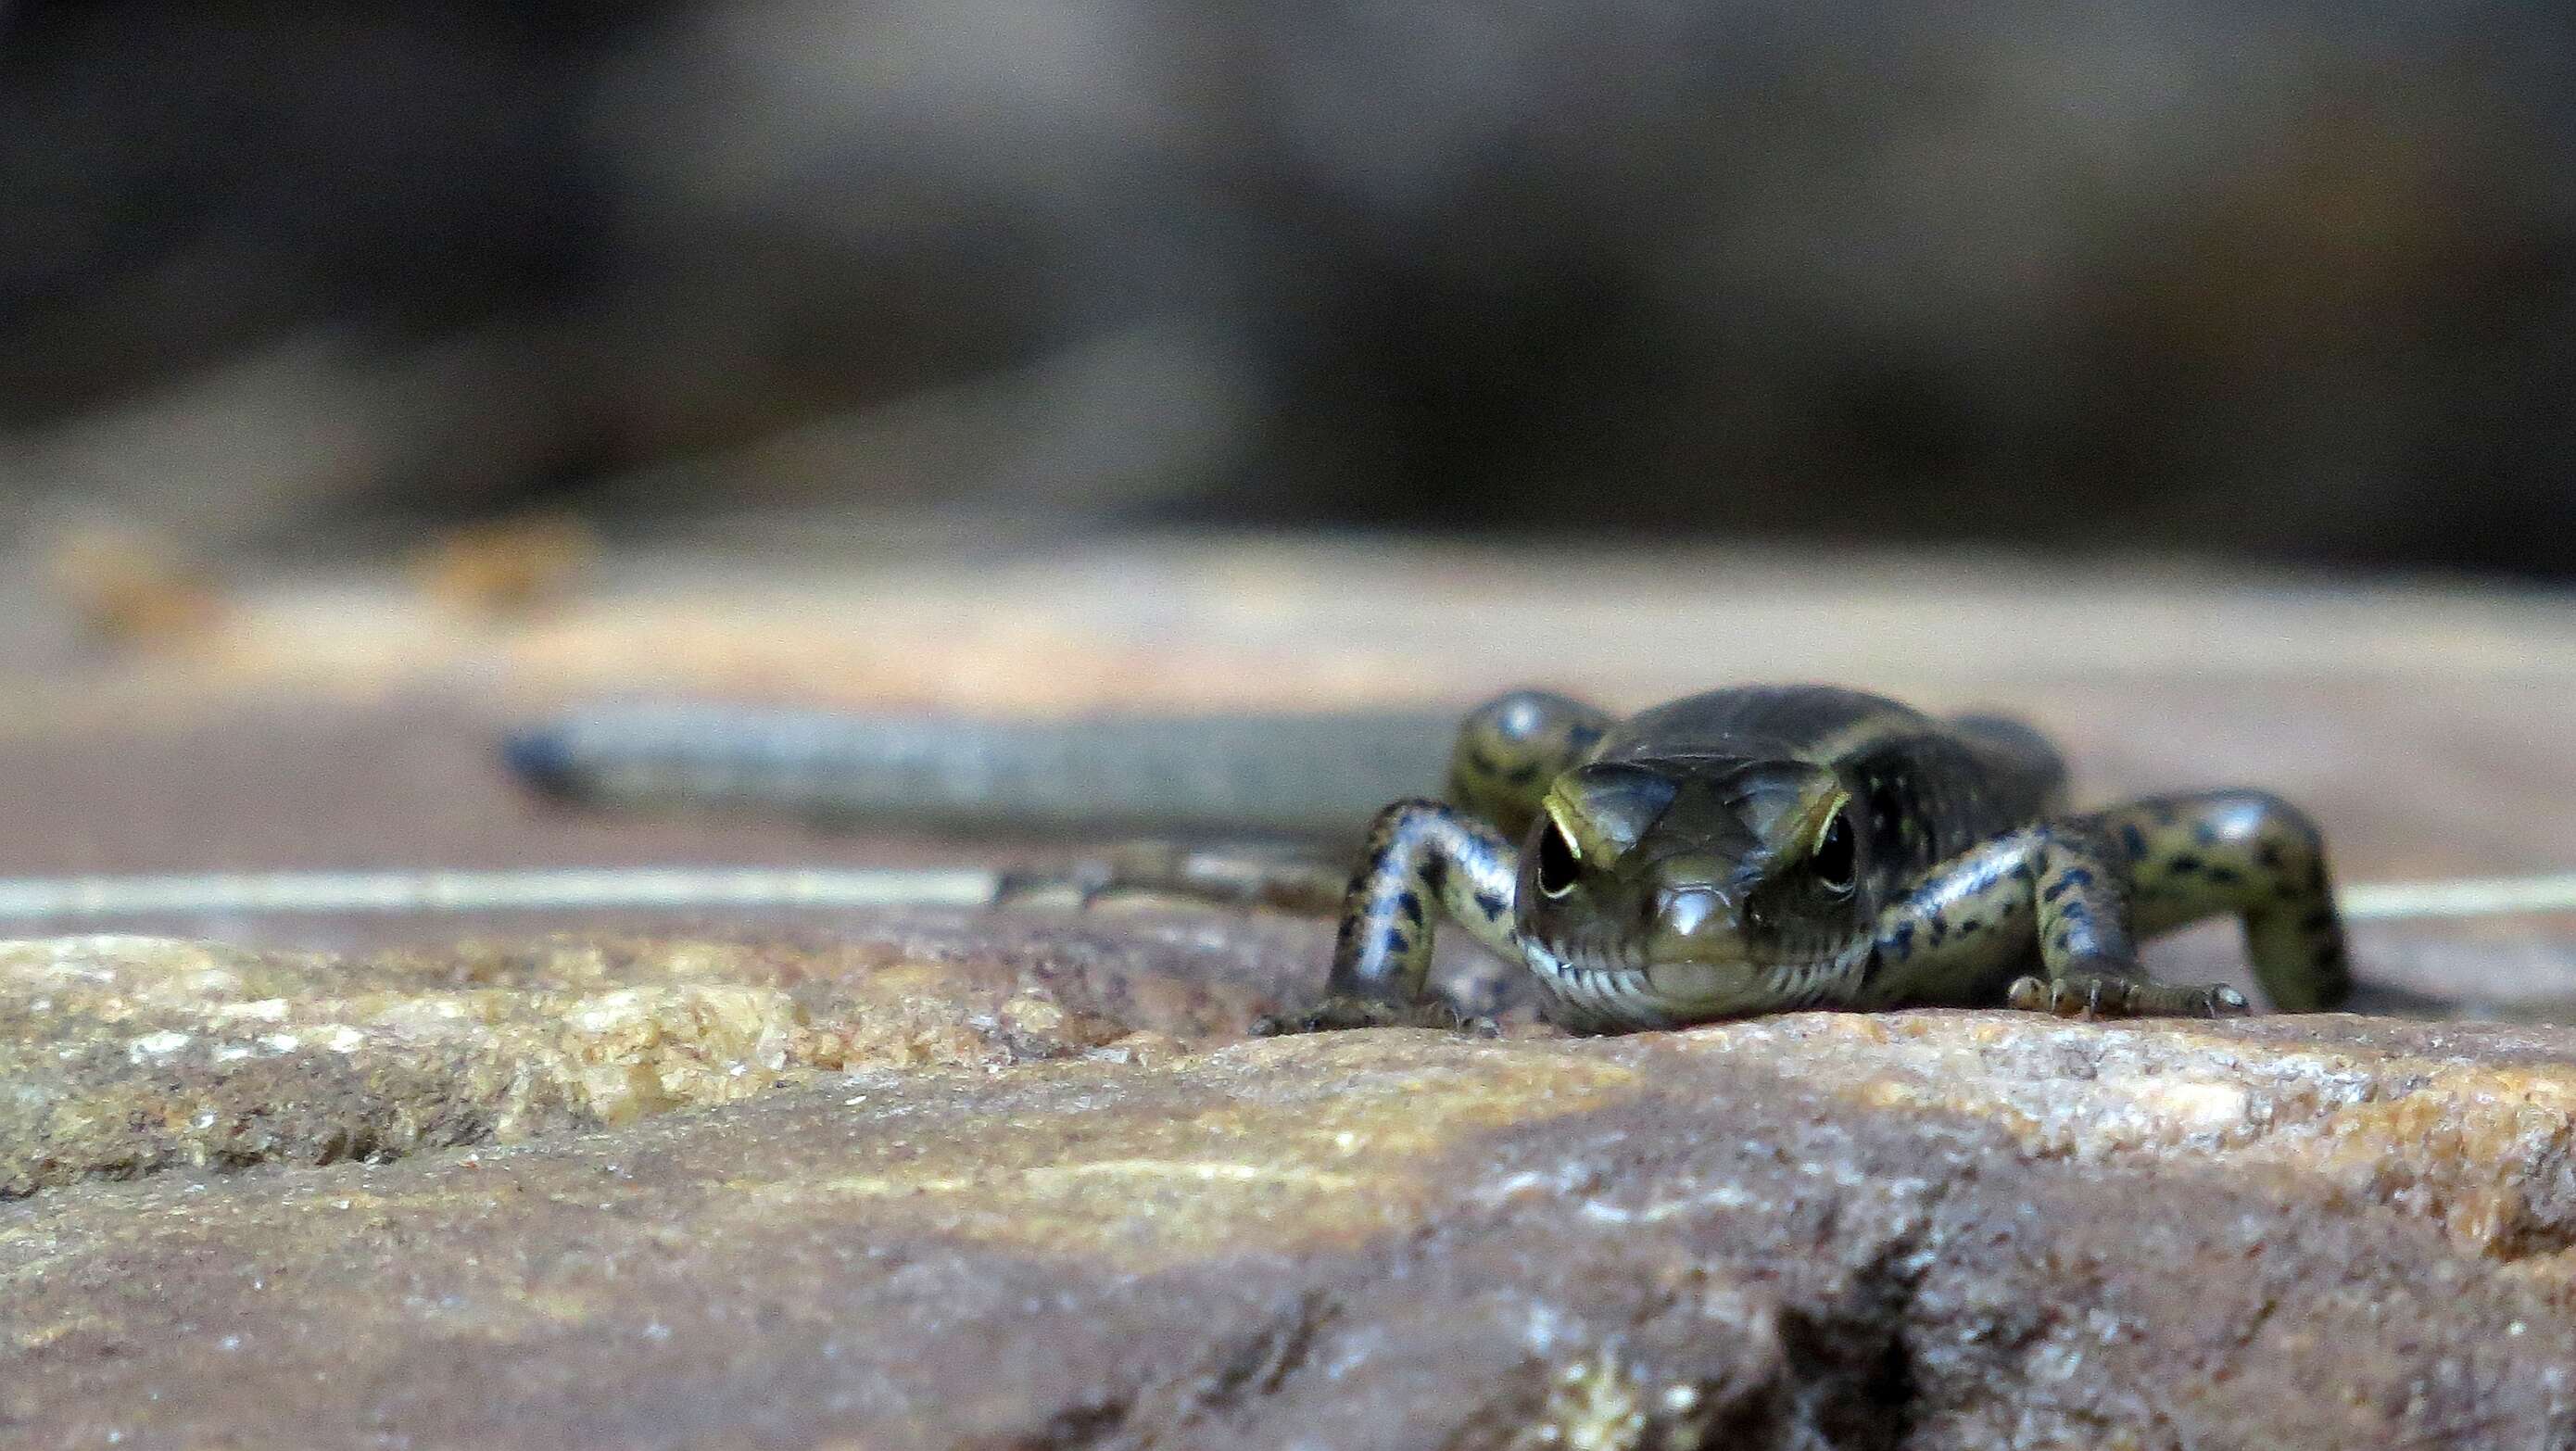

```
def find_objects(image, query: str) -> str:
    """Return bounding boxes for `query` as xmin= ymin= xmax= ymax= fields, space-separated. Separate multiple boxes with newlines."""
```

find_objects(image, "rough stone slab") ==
xmin=7 ymin=996 xmax=2576 ymax=1447
xmin=0 ymin=916 xmax=1341 ymax=1198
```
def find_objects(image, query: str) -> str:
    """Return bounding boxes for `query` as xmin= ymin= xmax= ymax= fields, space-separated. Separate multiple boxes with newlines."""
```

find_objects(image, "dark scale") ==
xmin=1273 ymin=684 xmax=2351 ymax=1033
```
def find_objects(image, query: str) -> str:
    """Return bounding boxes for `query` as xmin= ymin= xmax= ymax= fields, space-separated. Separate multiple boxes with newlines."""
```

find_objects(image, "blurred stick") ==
xmin=2338 ymin=875 xmax=2576 ymax=920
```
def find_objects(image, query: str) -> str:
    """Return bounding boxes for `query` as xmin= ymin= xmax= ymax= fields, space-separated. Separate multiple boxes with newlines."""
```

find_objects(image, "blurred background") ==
xmin=2 ymin=0 xmax=2576 ymax=1009
xmin=3 ymin=0 xmax=2571 ymax=571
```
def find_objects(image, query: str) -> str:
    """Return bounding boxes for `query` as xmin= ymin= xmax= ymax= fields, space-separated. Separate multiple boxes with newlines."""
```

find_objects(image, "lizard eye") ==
xmin=1812 ymin=812 xmax=1856 ymax=897
xmin=1534 ymin=817 xmax=1580 ymax=898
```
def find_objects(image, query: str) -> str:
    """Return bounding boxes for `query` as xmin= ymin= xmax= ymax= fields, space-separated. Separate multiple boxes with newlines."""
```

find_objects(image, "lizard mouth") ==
xmin=1523 ymin=931 xmax=1741 ymax=1013
xmin=1523 ymin=929 xmax=1864 ymax=1022
xmin=1525 ymin=921 xmax=1652 ymax=978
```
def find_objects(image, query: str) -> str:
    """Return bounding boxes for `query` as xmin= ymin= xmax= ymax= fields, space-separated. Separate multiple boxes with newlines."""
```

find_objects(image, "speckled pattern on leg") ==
xmin=1258 ymin=799 xmax=1522 ymax=1031
xmin=2083 ymin=790 xmax=2352 ymax=1013
xmin=2013 ymin=823 xmax=2248 ymax=1016
xmin=1443 ymin=690 xmax=1611 ymax=842
xmin=1861 ymin=823 xmax=2251 ymax=1017
xmin=1851 ymin=829 xmax=2046 ymax=1007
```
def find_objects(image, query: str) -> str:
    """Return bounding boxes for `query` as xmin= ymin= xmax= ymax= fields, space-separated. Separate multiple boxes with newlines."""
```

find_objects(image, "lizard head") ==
xmin=1513 ymin=756 xmax=1873 ymax=1015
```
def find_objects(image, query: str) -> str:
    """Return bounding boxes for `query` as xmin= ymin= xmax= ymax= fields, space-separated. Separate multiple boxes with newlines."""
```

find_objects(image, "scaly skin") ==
xmin=1278 ymin=684 xmax=2350 ymax=1034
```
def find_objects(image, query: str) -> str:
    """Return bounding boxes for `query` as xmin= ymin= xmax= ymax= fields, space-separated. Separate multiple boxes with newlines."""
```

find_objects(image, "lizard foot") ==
xmin=2007 ymin=969 xmax=2249 ymax=1019
xmin=1251 ymin=994 xmax=1499 ymax=1037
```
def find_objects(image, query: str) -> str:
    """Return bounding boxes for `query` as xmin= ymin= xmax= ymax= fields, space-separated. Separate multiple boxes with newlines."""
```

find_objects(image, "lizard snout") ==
xmin=1653 ymin=885 xmax=1733 ymax=941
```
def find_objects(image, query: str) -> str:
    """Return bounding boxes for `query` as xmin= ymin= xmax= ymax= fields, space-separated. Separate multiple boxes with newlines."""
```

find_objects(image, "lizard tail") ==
xmin=500 ymin=702 xmax=1458 ymax=837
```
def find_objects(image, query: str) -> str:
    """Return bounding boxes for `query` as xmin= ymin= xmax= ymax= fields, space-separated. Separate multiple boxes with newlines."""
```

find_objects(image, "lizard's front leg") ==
xmin=1256 ymin=799 xmax=1522 ymax=1032
xmin=1861 ymin=824 xmax=2251 ymax=1017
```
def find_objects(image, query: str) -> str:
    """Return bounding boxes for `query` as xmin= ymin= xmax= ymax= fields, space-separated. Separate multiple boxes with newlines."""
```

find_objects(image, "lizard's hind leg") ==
xmin=1445 ymin=690 xmax=1613 ymax=841
xmin=2081 ymin=790 xmax=2352 ymax=1012
xmin=1003 ymin=688 xmax=1608 ymax=920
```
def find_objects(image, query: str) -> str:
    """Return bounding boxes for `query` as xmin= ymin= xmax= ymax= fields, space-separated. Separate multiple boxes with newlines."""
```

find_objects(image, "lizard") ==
xmin=502 ymin=684 xmax=2352 ymax=1033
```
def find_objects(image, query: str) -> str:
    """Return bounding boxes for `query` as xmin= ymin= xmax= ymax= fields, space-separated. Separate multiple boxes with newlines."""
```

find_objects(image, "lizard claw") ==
xmin=2008 ymin=973 xmax=2252 ymax=1019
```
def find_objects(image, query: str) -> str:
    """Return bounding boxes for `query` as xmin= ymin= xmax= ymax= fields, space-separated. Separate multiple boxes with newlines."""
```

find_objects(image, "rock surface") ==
xmin=0 ymin=915 xmax=1333 ymax=1199
xmin=6 ymin=927 xmax=2576 ymax=1448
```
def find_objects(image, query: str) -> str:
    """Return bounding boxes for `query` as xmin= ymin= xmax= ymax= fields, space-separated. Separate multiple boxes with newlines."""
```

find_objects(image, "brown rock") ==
xmin=5 ymin=930 xmax=2576 ymax=1448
